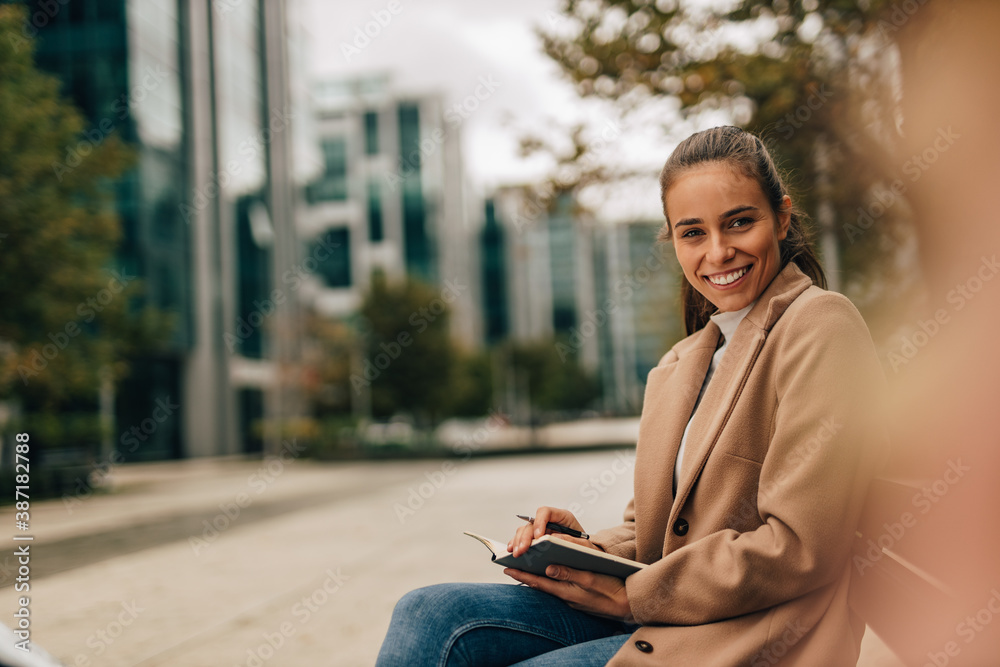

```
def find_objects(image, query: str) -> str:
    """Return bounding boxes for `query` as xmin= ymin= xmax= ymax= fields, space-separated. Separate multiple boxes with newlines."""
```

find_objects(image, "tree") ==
xmin=0 ymin=6 xmax=158 ymax=434
xmin=531 ymin=0 xmax=918 ymax=322
xmin=447 ymin=348 xmax=494 ymax=418
xmin=506 ymin=338 xmax=599 ymax=416
xmin=356 ymin=272 xmax=457 ymax=426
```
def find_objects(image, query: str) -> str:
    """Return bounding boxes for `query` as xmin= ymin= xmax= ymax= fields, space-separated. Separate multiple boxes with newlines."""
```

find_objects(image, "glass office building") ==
xmin=28 ymin=0 xmax=302 ymax=459
xmin=304 ymin=75 xmax=480 ymax=350
xmin=28 ymin=0 xmax=190 ymax=459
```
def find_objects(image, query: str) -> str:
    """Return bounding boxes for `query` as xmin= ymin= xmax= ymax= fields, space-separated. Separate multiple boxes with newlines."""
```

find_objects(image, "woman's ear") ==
xmin=777 ymin=195 xmax=792 ymax=241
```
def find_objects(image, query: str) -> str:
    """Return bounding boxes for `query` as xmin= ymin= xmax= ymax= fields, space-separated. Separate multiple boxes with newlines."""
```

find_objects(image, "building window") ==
xmin=367 ymin=180 xmax=384 ymax=242
xmin=307 ymin=137 xmax=348 ymax=203
xmin=481 ymin=199 xmax=508 ymax=343
xmin=398 ymin=103 xmax=432 ymax=279
xmin=364 ymin=111 xmax=378 ymax=155
xmin=235 ymin=198 xmax=271 ymax=359
xmin=312 ymin=228 xmax=351 ymax=287
xmin=398 ymin=103 xmax=420 ymax=171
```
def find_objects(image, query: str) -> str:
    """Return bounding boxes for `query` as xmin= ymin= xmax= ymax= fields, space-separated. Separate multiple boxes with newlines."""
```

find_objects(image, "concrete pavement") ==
xmin=0 ymin=451 xmax=904 ymax=666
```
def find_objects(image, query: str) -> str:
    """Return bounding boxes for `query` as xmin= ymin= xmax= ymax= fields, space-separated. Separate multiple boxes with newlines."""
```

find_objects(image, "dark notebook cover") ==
xmin=464 ymin=531 xmax=646 ymax=579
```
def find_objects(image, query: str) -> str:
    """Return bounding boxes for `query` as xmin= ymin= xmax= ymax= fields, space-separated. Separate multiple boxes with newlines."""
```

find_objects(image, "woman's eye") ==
xmin=681 ymin=228 xmax=702 ymax=238
xmin=732 ymin=217 xmax=755 ymax=228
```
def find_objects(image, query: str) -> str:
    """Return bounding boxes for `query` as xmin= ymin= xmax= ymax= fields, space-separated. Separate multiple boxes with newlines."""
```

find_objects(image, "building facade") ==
xmin=28 ymin=0 xmax=305 ymax=458
xmin=301 ymin=75 xmax=481 ymax=350
xmin=484 ymin=186 xmax=682 ymax=415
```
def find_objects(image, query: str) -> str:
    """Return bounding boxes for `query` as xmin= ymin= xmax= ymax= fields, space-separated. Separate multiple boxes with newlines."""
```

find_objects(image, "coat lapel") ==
xmin=668 ymin=263 xmax=815 ymax=525
xmin=632 ymin=324 xmax=719 ymax=562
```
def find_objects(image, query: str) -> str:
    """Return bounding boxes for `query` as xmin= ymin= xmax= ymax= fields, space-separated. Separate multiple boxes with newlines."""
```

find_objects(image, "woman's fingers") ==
xmin=534 ymin=506 xmax=585 ymax=535
xmin=508 ymin=523 xmax=536 ymax=556
xmin=507 ymin=507 xmax=589 ymax=557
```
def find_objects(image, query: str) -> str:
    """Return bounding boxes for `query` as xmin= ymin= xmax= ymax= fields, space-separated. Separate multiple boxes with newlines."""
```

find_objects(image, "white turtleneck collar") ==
xmin=673 ymin=299 xmax=758 ymax=493
xmin=709 ymin=300 xmax=756 ymax=345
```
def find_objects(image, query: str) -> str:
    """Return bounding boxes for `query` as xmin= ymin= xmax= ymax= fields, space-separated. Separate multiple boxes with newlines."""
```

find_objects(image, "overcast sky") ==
xmin=299 ymin=0 xmax=704 ymax=222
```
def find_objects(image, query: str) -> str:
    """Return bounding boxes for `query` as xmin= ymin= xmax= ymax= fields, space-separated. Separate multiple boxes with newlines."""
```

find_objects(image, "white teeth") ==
xmin=708 ymin=266 xmax=749 ymax=286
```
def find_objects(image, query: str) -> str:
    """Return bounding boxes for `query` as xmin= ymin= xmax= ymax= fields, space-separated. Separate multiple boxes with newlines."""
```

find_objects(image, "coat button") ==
xmin=635 ymin=640 xmax=653 ymax=653
xmin=673 ymin=517 xmax=689 ymax=536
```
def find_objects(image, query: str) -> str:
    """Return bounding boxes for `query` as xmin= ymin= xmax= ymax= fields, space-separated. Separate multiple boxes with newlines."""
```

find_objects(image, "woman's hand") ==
xmin=503 ymin=561 xmax=635 ymax=623
xmin=506 ymin=506 xmax=599 ymax=558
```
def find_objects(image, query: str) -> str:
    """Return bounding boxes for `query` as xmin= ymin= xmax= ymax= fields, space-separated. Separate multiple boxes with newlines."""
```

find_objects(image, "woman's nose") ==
xmin=707 ymin=234 xmax=736 ymax=264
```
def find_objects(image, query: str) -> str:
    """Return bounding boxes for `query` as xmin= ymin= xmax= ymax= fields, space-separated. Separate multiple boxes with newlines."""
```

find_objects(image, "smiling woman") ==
xmin=376 ymin=126 xmax=887 ymax=667
xmin=657 ymin=126 xmax=827 ymax=335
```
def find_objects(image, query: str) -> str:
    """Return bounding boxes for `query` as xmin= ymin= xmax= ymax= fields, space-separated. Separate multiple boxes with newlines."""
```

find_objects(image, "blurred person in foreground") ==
xmin=847 ymin=1 xmax=1000 ymax=664
xmin=376 ymin=125 xmax=888 ymax=666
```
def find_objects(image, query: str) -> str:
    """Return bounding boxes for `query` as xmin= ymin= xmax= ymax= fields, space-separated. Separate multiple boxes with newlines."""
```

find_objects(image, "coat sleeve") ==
xmin=624 ymin=293 xmax=888 ymax=626
xmin=589 ymin=497 xmax=638 ymax=560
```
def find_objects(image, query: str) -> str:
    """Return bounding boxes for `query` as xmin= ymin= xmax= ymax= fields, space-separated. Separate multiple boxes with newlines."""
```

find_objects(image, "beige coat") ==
xmin=591 ymin=262 xmax=887 ymax=666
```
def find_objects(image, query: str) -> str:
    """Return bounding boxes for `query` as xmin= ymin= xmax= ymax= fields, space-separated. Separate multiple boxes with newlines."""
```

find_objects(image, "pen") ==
xmin=516 ymin=514 xmax=590 ymax=540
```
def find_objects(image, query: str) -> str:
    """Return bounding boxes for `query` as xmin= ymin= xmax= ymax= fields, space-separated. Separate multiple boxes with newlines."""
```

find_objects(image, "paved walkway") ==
xmin=0 ymin=451 xmax=904 ymax=666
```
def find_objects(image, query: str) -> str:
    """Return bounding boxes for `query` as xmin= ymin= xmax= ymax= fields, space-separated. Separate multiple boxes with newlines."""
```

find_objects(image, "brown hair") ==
xmin=657 ymin=126 xmax=827 ymax=335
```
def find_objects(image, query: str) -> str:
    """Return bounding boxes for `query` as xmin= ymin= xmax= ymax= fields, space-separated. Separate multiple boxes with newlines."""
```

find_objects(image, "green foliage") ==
xmin=534 ymin=0 xmax=919 ymax=314
xmin=506 ymin=338 xmax=599 ymax=414
xmin=0 ymin=6 xmax=172 ymax=465
xmin=0 ymin=5 xmax=157 ymax=411
xmin=448 ymin=349 xmax=494 ymax=418
xmin=358 ymin=272 xmax=457 ymax=425
xmin=302 ymin=313 xmax=357 ymax=418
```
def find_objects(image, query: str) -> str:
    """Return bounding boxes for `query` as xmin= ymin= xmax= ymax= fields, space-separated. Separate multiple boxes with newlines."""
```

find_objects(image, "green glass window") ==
xmin=312 ymin=228 xmax=351 ymax=287
xmin=307 ymin=137 xmax=348 ymax=202
xmin=364 ymin=111 xmax=379 ymax=155
xmin=367 ymin=180 xmax=383 ymax=242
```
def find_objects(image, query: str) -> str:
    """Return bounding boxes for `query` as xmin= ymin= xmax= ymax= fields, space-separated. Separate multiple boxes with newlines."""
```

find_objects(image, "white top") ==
xmin=673 ymin=301 xmax=756 ymax=493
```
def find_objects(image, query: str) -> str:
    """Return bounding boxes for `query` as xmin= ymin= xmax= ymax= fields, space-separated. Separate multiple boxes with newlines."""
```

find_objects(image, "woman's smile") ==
xmin=703 ymin=264 xmax=753 ymax=290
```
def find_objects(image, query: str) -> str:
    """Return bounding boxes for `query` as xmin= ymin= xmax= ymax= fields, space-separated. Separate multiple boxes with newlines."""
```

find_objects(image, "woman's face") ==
xmin=664 ymin=163 xmax=791 ymax=313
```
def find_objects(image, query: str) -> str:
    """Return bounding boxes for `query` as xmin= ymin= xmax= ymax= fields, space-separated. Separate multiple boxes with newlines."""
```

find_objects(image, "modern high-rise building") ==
xmin=592 ymin=222 xmax=683 ymax=413
xmin=484 ymin=187 xmax=682 ymax=414
xmin=27 ymin=0 xmax=306 ymax=458
xmin=301 ymin=74 xmax=481 ymax=350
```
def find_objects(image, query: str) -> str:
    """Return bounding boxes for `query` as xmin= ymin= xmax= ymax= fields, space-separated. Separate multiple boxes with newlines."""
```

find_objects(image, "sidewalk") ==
xmin=0 ymin=452 xmax=904 ymax=666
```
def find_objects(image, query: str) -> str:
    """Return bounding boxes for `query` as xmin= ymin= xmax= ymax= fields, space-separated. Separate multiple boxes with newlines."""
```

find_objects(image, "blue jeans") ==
xmin=376 ymin=583 xmax=638 ymax=666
